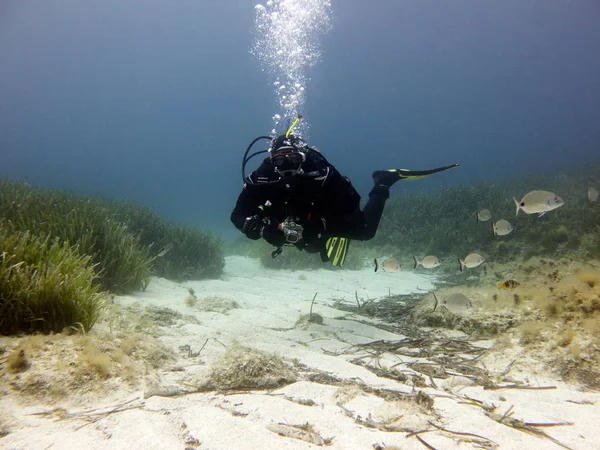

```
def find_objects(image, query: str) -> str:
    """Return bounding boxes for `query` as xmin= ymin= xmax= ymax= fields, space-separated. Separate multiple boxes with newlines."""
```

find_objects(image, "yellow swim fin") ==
xmin=325 ymin=237 xmax=350 ymax=267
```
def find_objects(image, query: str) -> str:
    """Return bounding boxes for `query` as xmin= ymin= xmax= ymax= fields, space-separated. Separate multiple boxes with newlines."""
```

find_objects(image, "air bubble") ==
xmin=251 ymin=0 xmax=333 ymax=136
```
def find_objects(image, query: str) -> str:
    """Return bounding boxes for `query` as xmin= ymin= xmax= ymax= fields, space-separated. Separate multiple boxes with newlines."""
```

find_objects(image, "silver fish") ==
xmin=513 ymin=190 xmax=564 ymax=217
xmin=433 ymin=292 xmax=473 ymax=314
xmin=492 ymin=219 xmax=514 ymax=236
xmin=374 ymin=257 xmax=401 ymax=273
xmin=588 ymin=187 xmax=599 ymax=203
xmin=414 ymin=255 xmax=441 ymax=269
xmin=476 ymin=209 xmax=492 ymax=222
xmin=156 ymin=243 xmax=173 ymax=258
xmin=458 ymin=253 xmax=485 ymax=272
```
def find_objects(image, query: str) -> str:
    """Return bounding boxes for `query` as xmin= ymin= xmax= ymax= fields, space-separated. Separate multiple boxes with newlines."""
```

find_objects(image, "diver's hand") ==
xmin=304 ymin=216 xmax=326 ymax=237
xmin=242 ymin=215 xmax=268 ymax=240
xmin=262 ymin=225 xmax=286 ymax=247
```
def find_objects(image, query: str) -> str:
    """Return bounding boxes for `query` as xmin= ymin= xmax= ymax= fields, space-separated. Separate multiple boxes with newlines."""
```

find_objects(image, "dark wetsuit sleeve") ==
xmin=230 ymin=185 xmax=264 ymax=232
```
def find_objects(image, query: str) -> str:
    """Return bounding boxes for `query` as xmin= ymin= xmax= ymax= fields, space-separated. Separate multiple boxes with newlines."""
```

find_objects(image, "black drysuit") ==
xmin=230 ymin=148 xmax=390 ymax=257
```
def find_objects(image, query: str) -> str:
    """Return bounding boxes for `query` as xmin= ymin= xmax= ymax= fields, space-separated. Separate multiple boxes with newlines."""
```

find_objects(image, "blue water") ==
xmin=1 ymin=0 xmax=599 ymax=243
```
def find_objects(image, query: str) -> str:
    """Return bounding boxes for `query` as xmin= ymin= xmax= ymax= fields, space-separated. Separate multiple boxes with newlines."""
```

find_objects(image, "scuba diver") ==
xmin=231 ymin=115 xmax=459 ymax=266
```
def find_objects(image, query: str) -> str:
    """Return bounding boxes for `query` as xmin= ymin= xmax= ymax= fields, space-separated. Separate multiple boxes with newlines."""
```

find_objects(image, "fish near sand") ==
xmin=513 ymin=190 xmax=564 ymax=217
xmin=476 ymin=209 xmax=492 ymax=222
xmin=492 ymin=219 xmax=514 ymax=236
xmin=414 ymin=255 xmax=441 ymax=269
xmin=498 ymin=279 xmax=520 ymax=290
xmin=588 ymin=187 xmax=599 ymax=203
xmin=458 ymin=253 xmax=485 ymax=272
xmin=433 ymin=292 xmax=473 ymax=314
xmin=374 ymin=257 xmax=401 ymax=273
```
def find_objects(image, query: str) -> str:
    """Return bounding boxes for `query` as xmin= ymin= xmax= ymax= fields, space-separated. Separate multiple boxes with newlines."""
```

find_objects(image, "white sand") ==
xmin=2 ymin=255 xmax=599 ymax=450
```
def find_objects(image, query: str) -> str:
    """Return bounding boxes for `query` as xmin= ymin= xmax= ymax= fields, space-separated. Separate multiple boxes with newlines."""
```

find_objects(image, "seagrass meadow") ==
xmin=373 ymin=163 xmax=600 ymax=268
xmin=0 ymin=180 xmax=225 ymax=334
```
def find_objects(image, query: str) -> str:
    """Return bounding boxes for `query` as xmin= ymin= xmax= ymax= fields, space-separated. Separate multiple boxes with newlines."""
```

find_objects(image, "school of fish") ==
xmin=375 ymin=187 xmax=593 ymax=314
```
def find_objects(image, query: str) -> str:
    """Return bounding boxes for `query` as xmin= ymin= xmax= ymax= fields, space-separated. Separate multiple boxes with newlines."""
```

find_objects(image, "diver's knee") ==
xmin=363 ymin=230 xmax=377 ymax=240
xmin=369 ymin=185 xmax=390 ymax=199
xmin=355 ymin=228 xmax=377 ymax=241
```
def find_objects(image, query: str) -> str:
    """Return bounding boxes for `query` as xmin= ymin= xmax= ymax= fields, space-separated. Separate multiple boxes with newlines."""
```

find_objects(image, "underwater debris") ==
xmin=410 ymin=295 xmax=522 ymax=338
xmin=485 ymin=405 xmax=574 ymax=450
xmin=308 ymin=292 xmax=322 ymax=323
xmin=342 ymin=337 xmax=490 ymax=388
xmin=405 ymin=420 xmax=498 ymax=450
xmin=6 ymin=348 xmax=28 ymax=373
xmin=184 ymin=287 xmax=198 ymax=307
xmin=178 ymin=339 xmax=209 ymax=358
xmin=142 ymin=305 xmax=185 ymax=326
xmin=200 ymin=345 xmax=297 ymax=391
xmin=573 ymin=268 xmax=598 ymax=288
xmin=295 ymin=313 xmax=324 ymax=328
xmin=0 ymin=410 xmax=13 ymax=437
xmin=266 ymin=422 xmax=331 ymax=446
xmin=195 ymin=295 xmax=240 ymax=314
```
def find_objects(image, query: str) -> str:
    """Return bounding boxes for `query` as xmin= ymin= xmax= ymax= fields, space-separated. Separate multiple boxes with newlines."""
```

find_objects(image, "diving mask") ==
xmin=271 ymin=147 xmax=305 ymax=175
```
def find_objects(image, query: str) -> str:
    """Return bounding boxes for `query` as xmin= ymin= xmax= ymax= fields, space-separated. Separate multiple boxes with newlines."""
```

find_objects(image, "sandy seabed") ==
xmin=1 ymin=255 xmax=599 ymax=450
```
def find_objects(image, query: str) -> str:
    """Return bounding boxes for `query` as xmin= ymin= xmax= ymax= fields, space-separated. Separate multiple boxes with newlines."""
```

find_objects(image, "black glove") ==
xmin=262 ymin=225 xmax=286 ymax=247
xmin=304 ymin=215 xmax=326 ymax=238
xmin=242 ymin=215 xmax=267 ymax=240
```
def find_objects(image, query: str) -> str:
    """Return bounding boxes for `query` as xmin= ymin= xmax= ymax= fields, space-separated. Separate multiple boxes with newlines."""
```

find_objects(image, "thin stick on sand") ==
xmin=427 ymin=420 xmax=497 ymax=445
xmin=309 ymin=292 xmax=318 ymax=319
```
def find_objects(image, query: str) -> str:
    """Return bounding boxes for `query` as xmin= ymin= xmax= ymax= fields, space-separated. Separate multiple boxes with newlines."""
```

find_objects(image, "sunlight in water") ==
xmin=252 ymin=0 xmax=333 ymax=137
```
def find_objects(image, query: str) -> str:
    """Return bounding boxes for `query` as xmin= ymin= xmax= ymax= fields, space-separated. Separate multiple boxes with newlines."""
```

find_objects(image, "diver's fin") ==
xmin=396 ymin=163 xmax=459 ymax=180
xmin=374 ymin=163 xmax=459 ymax=186
xmin=325 ymin=237 xmax=350 ymax=267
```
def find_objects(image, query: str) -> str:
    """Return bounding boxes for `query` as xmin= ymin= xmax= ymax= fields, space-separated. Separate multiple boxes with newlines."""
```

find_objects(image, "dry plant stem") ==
xmin=524 ymin=422 xmax=574 ymax=427
xmin=198 ymin=338 xmax=209 ymax=355
xmin=213 ymin=338 xmax=227 ymax=348
xmin=565 ymin=399 xmax=595 ymax=405
xmin=427 ymin=420 xmax=497 ymax=445
xmin=309 ymin=292 xmax=318 ymax=318
xmin=415 ymin=434 xmax=437 ymax=450
xmin=345 ymin=337 xmax=493 ymax=388
xmin=405 ymin=429 xmax=434 ymax=438
xmin=499 ymin=404 xmax=514 ymax=422
xmin=486 ymin=407 xmax=574 ymax=450
xmin=484 ymin=384 xmax=557 ymax=391
xmin=29 ymin=397 xmax=142 ymax=421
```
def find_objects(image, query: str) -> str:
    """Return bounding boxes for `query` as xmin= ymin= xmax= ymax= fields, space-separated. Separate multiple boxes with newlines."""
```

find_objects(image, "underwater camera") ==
xmin=278 ymin=217 xmax=303 ymax=244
